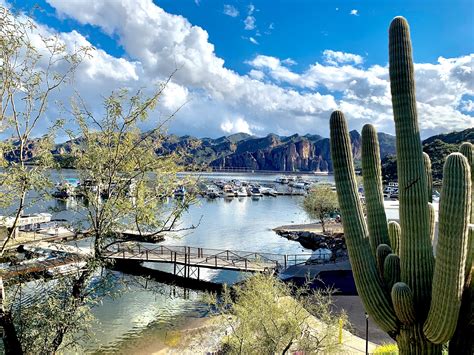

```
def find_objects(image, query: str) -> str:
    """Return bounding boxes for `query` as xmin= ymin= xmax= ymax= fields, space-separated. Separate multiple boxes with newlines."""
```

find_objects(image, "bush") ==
xmin=374 ymin=343 xmax=398 ymax=354
xmin=205 ymin=274 xmax=347 ymax=354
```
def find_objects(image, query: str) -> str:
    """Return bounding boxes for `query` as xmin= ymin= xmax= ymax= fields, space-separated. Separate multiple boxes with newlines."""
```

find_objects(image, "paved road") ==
xmin=333 ymin=295 xmax=394 ymax=345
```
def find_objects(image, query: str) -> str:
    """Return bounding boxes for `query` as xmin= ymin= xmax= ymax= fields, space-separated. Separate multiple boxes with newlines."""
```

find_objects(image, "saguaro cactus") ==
xmin=329 ymin=17 xmax=472 ymax=355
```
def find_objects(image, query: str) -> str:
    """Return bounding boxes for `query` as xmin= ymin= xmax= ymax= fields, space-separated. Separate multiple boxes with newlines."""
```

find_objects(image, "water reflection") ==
xmin=5 ymin=170 xmax=332 ymax=352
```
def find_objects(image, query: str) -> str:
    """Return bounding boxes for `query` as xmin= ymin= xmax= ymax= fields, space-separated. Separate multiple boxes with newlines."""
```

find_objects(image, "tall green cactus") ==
xmin=329 ymin=17 xmax=472 ymax=355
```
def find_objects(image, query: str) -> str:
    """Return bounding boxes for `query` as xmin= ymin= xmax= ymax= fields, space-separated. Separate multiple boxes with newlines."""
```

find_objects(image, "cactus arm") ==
xmin=449 ymin=143 xmax=474 ymax=354
xmin=384 ymin=254 xmax=401 ymax=291
xmin=376 ymin=244 xmax=393 ymax=277
xmin=389 ymin=16 xmax=434 ymax=314
xmin=460 ymin=142 xmax=473 ymax=276
xmin=388 ymin=221 xmax=400 ymax=255
xmin=392 ymin=282 xmax=416 ymax=325
xmin=428 ymin=203 xmax=436 ymax=244
xmin=330 ymin=111 xmax=398 ymax=334
xmin=423 ymin=153 xmax=471 ymax=344
xmin=423 ymin=152 xmax=433 ymax=203
xmin=362 ymin=124 xmax=391 ymax=254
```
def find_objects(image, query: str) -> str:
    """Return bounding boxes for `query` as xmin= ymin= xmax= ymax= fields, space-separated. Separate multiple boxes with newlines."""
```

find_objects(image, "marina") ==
xmin=0 ymin=170 xmax=406 ymax=352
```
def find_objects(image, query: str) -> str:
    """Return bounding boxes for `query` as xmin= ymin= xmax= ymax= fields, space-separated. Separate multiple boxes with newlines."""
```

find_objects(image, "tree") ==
xmin=205 ymin=274 xmax=347 ymax=354
xmin=0 ymin=6 xmax=197 ymax=353
xmin=69 ymin=85 xmax=199 ymax=257
xmin=302 ymin=184 xmax=339 ymax=233
xmin=0 ymin=5 xmax=91 ymax=353
xmin=0 ymin=5 xmax=89 ymax=254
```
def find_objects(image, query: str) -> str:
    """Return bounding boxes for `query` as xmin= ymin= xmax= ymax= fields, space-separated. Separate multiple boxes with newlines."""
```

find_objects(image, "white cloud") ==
xmin=220 ymin=116 xmax=252 ymax=134
xmin=248 ymin=69 xmax=265 ymax=80
xmin=282 ymin=58 xmax=297 ymax=66
xmin=323 ymin=49 xmax=364 ymax=66
xmin=223 ymin=4 xmax=239 ymax=17
xmin=350 ymin=9 xmax=359 ymax=16
xmin=17 ymin=0 xmax=471 ymax=139
xmin=461 ymin=99 xmax=474 ymax=112
xmin=244 ymin=15 xmax=256 ymax=30
xmin=248 ymin=4 xmax=255 ymax=15
xmin=243 ymin=3 xmax=257 ymax=30
xmin=249 ymin=37 xmax=259 ymax=45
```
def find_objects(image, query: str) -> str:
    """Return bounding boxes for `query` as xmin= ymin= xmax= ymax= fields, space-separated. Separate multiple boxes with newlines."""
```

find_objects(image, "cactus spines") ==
xmin=389 ymin=16 xmax=435 ymax=315
xmin=428 ymin=202 xmax=436 ymax=243
xmin=423 ymin=153 xmax=471 ymax=344
xmin=384 ymin=253 xmax=401 ymax=290
xmin=392 ymin=282 xmax=416 ymax=325
xmin=423 ymin=152 xmax=433 ymax=203
xmin=376 ymin=244 xmax=392 ymax=277
xmin=362 ymin=124 xmax=390 ymax=254
xmin=388 ymin=221 xmax=400 ymax=255
xmin=330 ymin=111 xmax=398 ymax=334
xmin=329 ymin=16 xmax=472 ymax=355
xmin=460 ymin=142 xmax=473 ymax=275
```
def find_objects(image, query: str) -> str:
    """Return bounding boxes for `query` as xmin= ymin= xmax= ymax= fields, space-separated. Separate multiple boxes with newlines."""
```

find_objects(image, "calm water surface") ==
xmin=13 ymin=171 xmax=335 ymax=352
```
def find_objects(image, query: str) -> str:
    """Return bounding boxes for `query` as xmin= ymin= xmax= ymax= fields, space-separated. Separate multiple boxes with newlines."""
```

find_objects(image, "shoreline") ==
xmin=147 ymin=310 xmax=386 ymax=354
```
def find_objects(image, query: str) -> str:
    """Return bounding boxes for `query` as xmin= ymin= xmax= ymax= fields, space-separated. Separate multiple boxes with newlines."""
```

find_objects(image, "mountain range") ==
xmin=154 ymin=130 xmax=397 ymax=172
xmin=6 ymin=127 xmax=474 ymax=174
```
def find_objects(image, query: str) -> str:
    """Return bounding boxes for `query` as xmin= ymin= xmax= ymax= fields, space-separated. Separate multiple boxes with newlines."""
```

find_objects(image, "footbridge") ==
xmin=104 ymin=242 xmax=313 ymax=279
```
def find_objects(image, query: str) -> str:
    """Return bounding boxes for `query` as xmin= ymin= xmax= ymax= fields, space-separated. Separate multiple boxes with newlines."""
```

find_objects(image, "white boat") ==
xmin=223 ymin=184 xmax=235 ymax=198
xmin=289 ymin=181 xmax=306 ymax=189
xmin=174 ymin=186 xmax=186 ymax=197
xmin=261 ymin=187 xmax=278 ymax=197
xmin=307 ymin=248 xmax=333 ymax=263
xmin=206 ymin=186 xmax=220 ymax=198
xmin=236 ymin=187 xmax=248 ymax=197
xmin=250 ymin=186 xmax=263 ymax=197
xmin=52 ymin=178 xmax=79 ymax=198
xmin=275 ymin=176 xmax=289 ymax=184
xmin=313 ymin=171 xmax=329 ymax=176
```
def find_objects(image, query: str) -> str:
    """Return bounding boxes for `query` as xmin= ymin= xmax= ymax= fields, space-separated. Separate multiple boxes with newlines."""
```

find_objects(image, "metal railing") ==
xmin=104 ymin=242 xmax=315 ymax=271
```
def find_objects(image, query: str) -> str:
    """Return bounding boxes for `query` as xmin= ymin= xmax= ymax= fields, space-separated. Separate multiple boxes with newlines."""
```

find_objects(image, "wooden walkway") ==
xmin=104 ymin=242 xmax=312 ymax=278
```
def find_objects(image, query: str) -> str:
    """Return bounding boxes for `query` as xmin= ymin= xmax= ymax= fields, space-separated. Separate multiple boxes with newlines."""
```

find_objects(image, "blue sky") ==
xmin=4 ymin=0 xmax=474 ymax=138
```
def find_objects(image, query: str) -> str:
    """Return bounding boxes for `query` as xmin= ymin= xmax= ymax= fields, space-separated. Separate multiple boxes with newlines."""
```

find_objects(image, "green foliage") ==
xmin=302 ymin=184 xmax=339 ymax=233
xmin=0 ymin=5 xmax=90 ymax=253
xmin=382 ymin=139 xmax=462 ymax=183
xmin=374 ymin=343 xmax=398 ymax=354
xmin=0 ymin=6 xmax=197 ymax=354
xmin=70 ymin=87 xmax=198 ymax=254
xmin=423 ymin=139 xmax=459 ymax=181
xmin=329 ymin=16 xmax=472 ymax=354
xmin=205 ymin=274 xmax=347 ymax=354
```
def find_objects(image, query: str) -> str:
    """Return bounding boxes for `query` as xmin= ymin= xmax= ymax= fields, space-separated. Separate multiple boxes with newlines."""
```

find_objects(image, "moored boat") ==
xmin=223 ymin=184 xmax=235 ymax=198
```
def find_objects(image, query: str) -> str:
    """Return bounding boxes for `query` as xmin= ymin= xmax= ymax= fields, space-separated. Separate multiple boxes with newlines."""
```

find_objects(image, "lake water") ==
xmin=3 ymin=171 xmax=336 ymax=352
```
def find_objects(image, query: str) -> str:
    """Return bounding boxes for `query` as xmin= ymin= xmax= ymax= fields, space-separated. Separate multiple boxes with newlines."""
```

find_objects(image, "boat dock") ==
xmin=103 ymin=242 xmax=313 ymax=279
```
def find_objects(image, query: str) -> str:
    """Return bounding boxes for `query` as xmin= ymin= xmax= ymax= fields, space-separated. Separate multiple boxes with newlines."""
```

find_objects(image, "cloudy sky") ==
xmin=4 ymin=0 xmax=474 ymax=139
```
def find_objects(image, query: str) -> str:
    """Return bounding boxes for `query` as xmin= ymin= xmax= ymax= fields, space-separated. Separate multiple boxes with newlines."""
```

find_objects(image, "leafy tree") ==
xmin=302 ymin=184 xmax=339 ymax=233
xmin=0 ymin=5 xmax=90 ymax=254
xmin=68 ymin=86 xmax=199 ymax=256
xmin=0 ymin=6 xmax=197 ymax=354
xmin=205 ymin=274 xmax=347 ymax=354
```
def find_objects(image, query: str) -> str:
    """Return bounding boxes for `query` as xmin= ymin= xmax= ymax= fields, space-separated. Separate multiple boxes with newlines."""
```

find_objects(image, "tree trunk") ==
xmin=396 ymin=324 xmax=442 ymax=355
xmin=0 ymin=311 xmax=23 ymax=354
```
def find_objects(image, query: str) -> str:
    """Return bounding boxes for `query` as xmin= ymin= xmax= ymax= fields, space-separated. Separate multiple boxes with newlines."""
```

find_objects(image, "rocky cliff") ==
xmin=5 ymin=129 xmax=399 ymax=172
